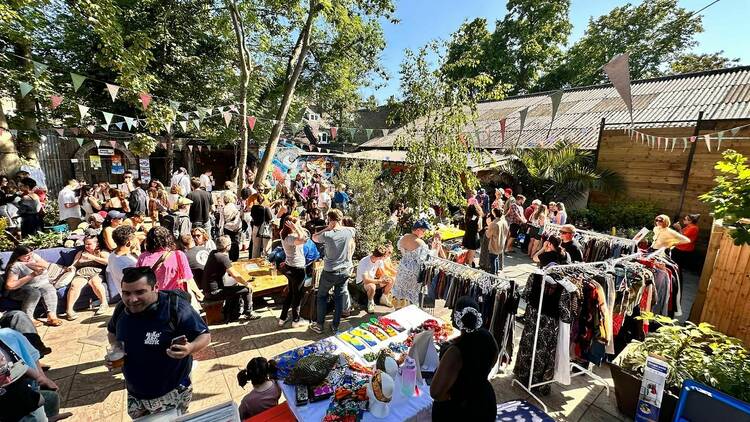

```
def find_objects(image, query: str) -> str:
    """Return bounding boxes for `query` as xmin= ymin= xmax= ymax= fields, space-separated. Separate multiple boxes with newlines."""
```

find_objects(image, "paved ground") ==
xmin=37 ymin=253 xmax=698 ymax=421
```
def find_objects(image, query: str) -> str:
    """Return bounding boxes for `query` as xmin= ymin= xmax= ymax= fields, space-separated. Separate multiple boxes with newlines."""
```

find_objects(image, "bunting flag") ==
xmin=671 ymin=138 xmax=676 ymax=152
xmin=32 ymin=61 xmax=47 ymax=77
xmin=19 ymin=82 xmax=33 ymax=98
xmin=683 ymin=137 xmax=688 ymax=152
xmin=100 ymin=123 xmax=109 ymax=132
xmin=197 ymin=107 xmax=210 ymax=119
xmin=165 ymin=122 xmax=173 ymax=134
xmin=197 ymin=145 xmax=202 ymax=152
xmin=348 ymin=128 xmax=357 ymax=139
xmin=382 ymin=128 xmax=389 ymax=137
xmin=115 ymin=122 xmax=124 ymax=130
xmin=223 ymin=112 xmax=232 ymax=127
xmin=550 ymin=90 xmax=564 ymax=123
xmin=177 ymin=141 xmax=183 ymax=151
xmin=50 ymin=95 xmax=63 ymax=109
xmin=55 ymin=128 xmax=65 ymax=136
xmin=704 ymin=134 xmax=711 ymax=152
xmin=317 ymin=147 xmax=321 ymax=152
xmin=124 ymin=117 xmax=135 ymax=130
xmin=169 ymin=100 xmax=180 ymax=111
xmin=365 ymin=129 xmax=373 ymax=139
xmin=109 ymin=140 xmax=117 ymax=148
xmin=179 ymin=121 xmax=188 ymax=132
xmin=188 ymin=145 xmax=193 ymax=152
xmin=71 ymin=73 xmax=86 ymax=92
xmin=105 ymin=83 xmax=120 ymax=102
xmin=330 ymin=127 xmax=337 ymax=139
xmin=690 ymin=135 xmax=697 ymax=143
xmin=207 ymin=145 xmax=211 ymax=152
xmin=124 ymin=142 xmax=130 ymax=149
xmin=518 ymin=107 xmax=528 ymax=136
xmin=229 ymin=105 xmax=238 ymax=113
xmin=182 ymin=112 xmax=191 ymax=120
xmin=717 ymin=131 xmax=724 ymax=150
xmin=102 ymin=112 xmax=114 ymax=125
xmin=78 ymin=104 xmax=90 ymax=119
xmin=247 ymin=116 xmax=256 ymax=131
xmin=731 ymin=127 xmax=741 ymax=136
xmin=499 ymin=118 xmax=506 ymax=144
xmin=657 ymin=137 xmax=661 ymax=148
xmin=161 ymin=142 xmax=167 ymax=150
xmin=139 ymin=92 xmax=152 ymax=110
xmin=94 ymin=139 xmax=101 ymax=147
xmin=602 ymin=53 xmax=634 ymax=122
xmin=77 ymin=138 xmax=84 ymax=147
xmin=193 ymin=119 xmax=201 ymax=131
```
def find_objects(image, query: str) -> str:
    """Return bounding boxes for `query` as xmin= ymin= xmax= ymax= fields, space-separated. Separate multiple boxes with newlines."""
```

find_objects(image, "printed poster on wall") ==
xmin=111 ymin=154 xmax=124 ymax=175
xmin=139 ymin=158 xmax=151 ymax=182
xmin=90 ymin=155 xmax=102 ymax=170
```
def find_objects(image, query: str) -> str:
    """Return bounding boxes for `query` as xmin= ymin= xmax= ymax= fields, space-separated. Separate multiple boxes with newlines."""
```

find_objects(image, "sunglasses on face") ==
xmin=655 ymin=218 xmax=664 ymax=223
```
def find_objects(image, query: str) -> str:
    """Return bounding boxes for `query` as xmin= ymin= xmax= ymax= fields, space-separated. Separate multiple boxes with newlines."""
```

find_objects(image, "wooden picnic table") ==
xmin=230 ymin=258 xmax=288 ymax=296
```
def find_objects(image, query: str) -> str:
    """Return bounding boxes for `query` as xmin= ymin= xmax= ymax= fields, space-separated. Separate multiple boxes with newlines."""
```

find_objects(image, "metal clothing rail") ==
xmin=511 ymin=251 xmax=646 ymax=411
xmin=425 ymin=255 xmax=511 ymax=291
xmin=544 ymin=223 xmax=637 ymax=245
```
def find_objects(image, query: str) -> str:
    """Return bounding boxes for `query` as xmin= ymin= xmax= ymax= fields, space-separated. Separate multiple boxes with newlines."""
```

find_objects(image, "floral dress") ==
xmin=392 ymin=237 xmax=430 ymax=305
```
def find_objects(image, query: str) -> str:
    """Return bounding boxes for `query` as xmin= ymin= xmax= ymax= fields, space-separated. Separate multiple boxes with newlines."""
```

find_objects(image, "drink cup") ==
xmin=106 ymin=347 xmax=125 ymax=369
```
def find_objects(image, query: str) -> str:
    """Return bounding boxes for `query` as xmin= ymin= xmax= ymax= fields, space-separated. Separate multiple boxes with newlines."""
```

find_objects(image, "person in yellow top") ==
xmin=651 ymin=214 xmax=691 ymax=250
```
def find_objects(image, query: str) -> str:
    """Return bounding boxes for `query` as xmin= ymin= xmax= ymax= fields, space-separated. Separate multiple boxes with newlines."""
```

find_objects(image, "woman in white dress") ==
xmin=392 ymin=219 xmax=432 ymax=307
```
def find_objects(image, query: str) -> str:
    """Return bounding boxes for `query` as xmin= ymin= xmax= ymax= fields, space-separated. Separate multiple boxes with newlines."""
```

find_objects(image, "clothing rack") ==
xmin=543 ymin=223 xmax=637 ymax=245
xmin=511 ymin=252 xmax=645 ymax=412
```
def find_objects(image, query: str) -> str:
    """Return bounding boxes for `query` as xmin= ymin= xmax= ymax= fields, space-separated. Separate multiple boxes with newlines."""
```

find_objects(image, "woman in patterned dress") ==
xmin=391 ymin=219 xmax=432 ymax=307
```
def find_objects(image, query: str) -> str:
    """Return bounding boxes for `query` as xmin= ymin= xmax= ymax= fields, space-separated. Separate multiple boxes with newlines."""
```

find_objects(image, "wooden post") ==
xmin=676 ymin=111 xmax=703 ymax=219
xmin=689 ymin=219 xmax=724 ymax=323
xmin=587 ymin=118 xmax=606 ymax=208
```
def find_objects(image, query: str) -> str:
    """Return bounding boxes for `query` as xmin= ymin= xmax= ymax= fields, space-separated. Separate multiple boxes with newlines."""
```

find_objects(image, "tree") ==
xmin=253 ymin=0 xmax=395 ymax=187
xmin=501 ymin=142 xmax=622 ymax=203
xmin=392 ymin=44 xmax=479 ymax=211
xmin=670 ymin=51 xmax=740 ymax=74
xmin=700 ymin=150 xmax=750 ymax=245
xmin=537 ymin=0 xmax=702 ymax=90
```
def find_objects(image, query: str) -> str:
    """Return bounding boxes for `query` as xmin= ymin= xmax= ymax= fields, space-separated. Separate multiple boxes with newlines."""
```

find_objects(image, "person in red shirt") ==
xmin=524 ymin=199 xmax=540 ymax=221
xmin=672 ymin=214 xmax=700 ymax=272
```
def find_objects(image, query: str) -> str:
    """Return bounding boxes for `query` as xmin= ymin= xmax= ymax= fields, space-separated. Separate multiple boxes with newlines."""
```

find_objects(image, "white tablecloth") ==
xmin=280 ymin=305 xmax=438 ymax=421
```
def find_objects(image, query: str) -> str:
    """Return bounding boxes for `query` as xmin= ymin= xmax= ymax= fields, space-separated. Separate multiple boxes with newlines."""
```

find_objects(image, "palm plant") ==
xmin=501 ymin=141 xmax=622 ymax=203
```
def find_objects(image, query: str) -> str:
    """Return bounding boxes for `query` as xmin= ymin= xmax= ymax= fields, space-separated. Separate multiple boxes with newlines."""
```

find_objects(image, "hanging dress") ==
xmin=392 ymin=237 xmax=430 ymax=305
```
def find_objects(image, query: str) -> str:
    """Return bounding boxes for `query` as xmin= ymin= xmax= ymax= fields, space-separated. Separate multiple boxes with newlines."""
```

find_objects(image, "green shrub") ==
xmin=570 ymin=200 xmax=662 ymax=234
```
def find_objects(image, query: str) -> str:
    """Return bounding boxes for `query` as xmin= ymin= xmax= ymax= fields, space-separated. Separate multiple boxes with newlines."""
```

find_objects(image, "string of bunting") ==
xmin=621 ymin=123 xmax=750 ymax=153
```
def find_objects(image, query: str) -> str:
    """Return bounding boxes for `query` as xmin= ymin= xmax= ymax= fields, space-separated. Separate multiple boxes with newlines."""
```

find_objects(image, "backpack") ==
xmin=129 ymin=189 xmax=147 ymax=214
xmin=160 ymin=213 xmax=189 ymax=239
xmin=303 ymin=239 xmax=320 ymax=266
xmin=111 ymin=289 xmax=191 ymax=332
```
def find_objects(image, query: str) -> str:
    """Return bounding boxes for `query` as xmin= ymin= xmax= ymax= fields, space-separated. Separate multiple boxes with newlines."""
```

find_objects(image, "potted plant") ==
xmin=611 ymin=313 xmax=750 ymax=421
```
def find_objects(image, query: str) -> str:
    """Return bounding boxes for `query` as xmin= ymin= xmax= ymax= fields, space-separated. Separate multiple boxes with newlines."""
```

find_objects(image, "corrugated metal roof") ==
xmin=360 ymin=66 xmax=750 ymax=150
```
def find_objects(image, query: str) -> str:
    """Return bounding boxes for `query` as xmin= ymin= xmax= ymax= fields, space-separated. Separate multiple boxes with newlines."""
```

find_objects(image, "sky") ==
xmin=361 ymin=0 xmax=750 ymax=104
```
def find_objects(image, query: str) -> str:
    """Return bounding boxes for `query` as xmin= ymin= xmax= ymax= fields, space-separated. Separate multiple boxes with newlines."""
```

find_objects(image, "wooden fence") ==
xmin=690 ymin=220 xmax=750 ymax=346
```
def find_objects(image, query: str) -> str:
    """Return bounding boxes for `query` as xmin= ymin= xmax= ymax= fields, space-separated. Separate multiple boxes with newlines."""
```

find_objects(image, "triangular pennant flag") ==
xmin=55 ymin=128 xmax=65 ymax=136
xmin=101 ymin=123 xmax=109 ymax=132
xmin=9 ymin=130 xmax=17 ymax=137
xmin=629 ymin=129 xmax=636 ymax=140
xmin=549 ymin=90 xmax=564 ymax=123
xmin=192 ymin=119 xmax=201 ymax=131
xmin=188 ymin=145 xmax=193 ymax=152
xmin=169 ymin=100 xmax=180 ymax=111
xmin=197 ymin=145 xmax=202 ymax=152
xmin=32 ymin=61 xmax=47 ymax=77
xmin=124 ymin=117 xmax=134 ymax=130
xmin=717 ymin=131 xmax=724 ymax=150
xmin=382 ymin=128 xmax=389 ymax=137
xmin=160 ymin=142 xmax=167 ymax=149
xmin=105 ymin=83 xmax=120 ymax=102
xmin=196 ymin=107 xmax=209 ymax=119
xmin=365 ymin=129 xmax=373 ymax=139
xmin=683 ymin=138 xmax=688 ymax=152
xmin=182 ymin=112 xmax=190 ymax=120
xmin=50 ymin=95 xmax=63 ymax=109
xmin=164 ymin=122 xmax=173 ymax=133
xmin=71 ymin=73 xmax=86 ymax=92
xmin=223 ymin=112 xmax=232 ymax=127
xmin=671 ymin=138 xmax=676 ymax=152
xmin=102 ymin=111 xmax=114 ymax=125
xmin=518 ymin=107 xmax=528 ymax=135
xmin=87 ymin=125 xmax=96 ymax=134
xmin=657 ymin=137 xmax=661 ymax=148
xmin=730 ymin=127 xmax=741 ymax=136
xmin=664 ymin=137 xmax=670 ymax=151
xmin=229 ymin=105 xmax=238 ymax=113
xmin=603 ymin=53 xmax=634 ymax=123
xmin=76 ymin=138 xmax=84 ymax=147
xmin=316 ymin=147 xmax=321 ymax=152
xmin=177 ymin=141 xmax=184 ymax=151
xmin=115 ymin=122 xmax=124 ymax=130
xmin=215 ymin=106 xmax=224 ymax=113
xmin=139 ymin=92 xmax=152 ymax=110
xmin=689 ymin=135 xmax=697 ymax=143
xmin=179 ymin=121 xmax=188 ymax=132
xmin=347 ymin=128 xmax=357 ymax=139
xmin=330 ymin=127 xmax=338 ymax=139
xmin=499 ymin=118 xmax=506 ymax=143
xmin=133 ymin=119 xmax=140 ymax=128
xmin=325 ymin=149 xmax=330 ymax=153
xmin=77 ymin=104 xmax=90 ymax=120
xmin=94 ymin=139 xmax=101 ymax=147
xmin=19 ymin=82 xmax=33 ymax=98
xmin=247 ymin=116 xmax=256 ymax=131
xmin=109 ymin=140 xmax=117 ymax=148
xmin=207 ymin=145 xmax=211 ymax=152
xmin=704 ymin=134 xmax=711 ymax=152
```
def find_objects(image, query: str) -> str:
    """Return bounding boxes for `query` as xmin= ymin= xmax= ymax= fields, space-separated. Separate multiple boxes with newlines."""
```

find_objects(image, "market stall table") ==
xmin=231 ymin=258 xmax=288 ymax=296
xmin=277 ymin=306 xmax=441 ymax=421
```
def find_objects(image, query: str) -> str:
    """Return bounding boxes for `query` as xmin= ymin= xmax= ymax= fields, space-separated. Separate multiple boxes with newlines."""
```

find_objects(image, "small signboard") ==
xmin=98 ymin=147 xmax=115 ymax=156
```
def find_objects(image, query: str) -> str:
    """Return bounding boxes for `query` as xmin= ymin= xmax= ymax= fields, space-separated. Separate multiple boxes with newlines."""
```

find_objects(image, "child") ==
xmin=237 ymin=357 xmax=281 ymax=419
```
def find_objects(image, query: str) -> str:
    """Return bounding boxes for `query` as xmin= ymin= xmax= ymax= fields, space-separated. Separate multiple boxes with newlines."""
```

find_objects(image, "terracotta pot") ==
xmin=610 ymin=363 xmax=679 ymax=422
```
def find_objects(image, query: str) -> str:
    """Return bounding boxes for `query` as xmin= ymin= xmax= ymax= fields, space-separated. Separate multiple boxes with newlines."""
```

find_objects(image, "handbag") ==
xmin=258 ymin=208 xmax=272 ymax=239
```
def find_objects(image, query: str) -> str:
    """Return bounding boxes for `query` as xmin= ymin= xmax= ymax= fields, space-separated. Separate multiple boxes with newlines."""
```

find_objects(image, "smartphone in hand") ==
xmin=170 ymin=335 xmax=187 ymax=350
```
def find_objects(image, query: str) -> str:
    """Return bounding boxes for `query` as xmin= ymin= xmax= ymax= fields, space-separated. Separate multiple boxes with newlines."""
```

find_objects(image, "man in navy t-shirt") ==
xmin=107 ymin=266 xmax=210 ymax=419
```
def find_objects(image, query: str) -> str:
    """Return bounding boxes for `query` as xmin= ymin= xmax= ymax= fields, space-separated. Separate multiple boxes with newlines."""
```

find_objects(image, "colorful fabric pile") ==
xmin=274 ymin=339 xmax=337 ymax=379
xmin=405 ymin=319 xmax=453 ymax=347
xmin=322 ymin=373 xmax=370 ymax=422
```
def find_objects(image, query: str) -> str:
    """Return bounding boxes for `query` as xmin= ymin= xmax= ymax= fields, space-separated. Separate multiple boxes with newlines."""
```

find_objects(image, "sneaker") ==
xmin=309 ymin=322 xmax=323 ymax=334
xmin=278 ymin=318 xmax=287 ymax=327
xmin=244 ymin=312 xmax=261 ymax=321
xmin=379 ymin=295 xmax=393 ymax=308
xmin=291 ymin=319 xmax=304 ymax=328
xmin=367 ymin=300 xmax=375 ymax=314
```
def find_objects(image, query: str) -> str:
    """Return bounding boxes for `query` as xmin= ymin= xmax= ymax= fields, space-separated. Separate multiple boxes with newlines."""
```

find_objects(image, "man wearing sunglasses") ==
xmin=107 ymin=267 xmax=210 ymax=419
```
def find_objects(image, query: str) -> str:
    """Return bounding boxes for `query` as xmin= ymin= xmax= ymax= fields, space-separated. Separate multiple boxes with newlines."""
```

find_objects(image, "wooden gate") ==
xmin=691 ymin=220 xmax=750 ymax=346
